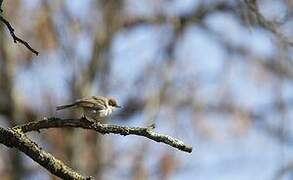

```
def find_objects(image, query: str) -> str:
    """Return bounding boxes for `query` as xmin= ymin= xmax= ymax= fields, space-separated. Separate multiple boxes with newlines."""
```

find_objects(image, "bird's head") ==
xmin=108 ymin=98 xmax=121 ymax=108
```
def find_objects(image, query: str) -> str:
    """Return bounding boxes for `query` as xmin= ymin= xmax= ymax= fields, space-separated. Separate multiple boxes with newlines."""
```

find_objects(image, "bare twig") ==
xmin=0 ymin=15 xmax=39 ymax=55
xmin=0 ymin=127 xmax=92 ymax=180
xmin=13 ymin=117 xmax=193 ymax=153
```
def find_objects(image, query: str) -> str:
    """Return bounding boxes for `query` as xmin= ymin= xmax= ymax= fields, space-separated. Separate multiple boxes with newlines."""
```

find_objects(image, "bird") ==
xmin=56 ymin=96 xmax=121 ymax=123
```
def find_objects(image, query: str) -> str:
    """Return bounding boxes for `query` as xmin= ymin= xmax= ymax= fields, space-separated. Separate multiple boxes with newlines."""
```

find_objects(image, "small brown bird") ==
xmin=56 ymin=96 xmax=121 ymax=123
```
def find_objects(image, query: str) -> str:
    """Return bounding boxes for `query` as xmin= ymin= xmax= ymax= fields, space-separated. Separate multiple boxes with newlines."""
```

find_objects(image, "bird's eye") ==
xmin=92 ymin=110 xmax=97 ymax=113
xmin=109 ymin=99 xmax=115 ymax=106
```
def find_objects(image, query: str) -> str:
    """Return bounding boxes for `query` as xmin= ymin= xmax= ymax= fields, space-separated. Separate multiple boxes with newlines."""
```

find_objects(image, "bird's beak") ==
xmin=116 ymin=105 xmax=121 ymax=108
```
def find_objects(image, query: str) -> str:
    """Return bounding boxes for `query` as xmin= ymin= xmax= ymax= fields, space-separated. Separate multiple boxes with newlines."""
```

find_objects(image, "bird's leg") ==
xmin=81 ymin=109 xmax=87 ymax=120
xmin=95 ymin=118 xmax=102 ymax=126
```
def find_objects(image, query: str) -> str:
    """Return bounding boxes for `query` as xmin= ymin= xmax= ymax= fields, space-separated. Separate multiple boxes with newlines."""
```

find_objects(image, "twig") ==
xmin=0 ymin=127 xmax=92 ymax=180
xmin=0 ymin=15 xmax=39 ymax=55
xmin=13 ymin=117 xmax=193 ymax=153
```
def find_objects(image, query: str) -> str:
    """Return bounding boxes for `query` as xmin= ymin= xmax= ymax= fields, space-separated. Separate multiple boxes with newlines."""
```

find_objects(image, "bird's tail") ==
xmin=56 ymin=103 xmax=76 ymax=110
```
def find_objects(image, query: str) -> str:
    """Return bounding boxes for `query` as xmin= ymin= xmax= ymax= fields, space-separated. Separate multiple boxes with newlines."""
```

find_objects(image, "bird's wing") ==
xmin=76 ymin=97 xmax=106 ymax=110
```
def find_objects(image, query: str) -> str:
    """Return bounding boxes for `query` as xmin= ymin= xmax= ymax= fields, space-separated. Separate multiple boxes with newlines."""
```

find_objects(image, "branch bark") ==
xmin=0 ymin=127 xmax=92 ymax=180
xmin=0 ymin=12 xmax=39 ymax=55
xmin=13 ymin=117 xmax=193 ymax=153
xmin=0 ymin=0 xmax=39 ymax=55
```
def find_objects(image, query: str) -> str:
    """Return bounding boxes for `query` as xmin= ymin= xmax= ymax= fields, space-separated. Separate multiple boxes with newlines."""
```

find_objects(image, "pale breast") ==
xmin=83 ymin=107 xmax=113 ymax=120
xmin=99 ymin=107 xmax=114 ymax=117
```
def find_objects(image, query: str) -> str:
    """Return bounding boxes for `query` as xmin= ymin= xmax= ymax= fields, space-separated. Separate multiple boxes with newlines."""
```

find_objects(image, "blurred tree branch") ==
xmin=0 ymin=1 xmax=38 ymax=55
xmin=0 ymin=127 xmax=92 ymax=180
xmin=273 ymin=161 xmax=293 ymax=180
xmin=244 ymin=0 xmax=293 ymax=47
xmin=0 ymin=0 xmax=3 ymax=12
xmin=13 ymin=117 xmax=193 ymax=153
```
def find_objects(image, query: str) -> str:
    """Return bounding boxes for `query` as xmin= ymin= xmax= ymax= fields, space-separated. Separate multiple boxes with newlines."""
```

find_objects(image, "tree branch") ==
xmin=0 ymin=127 xmax=92 ymax=180
xmin=0 ymin=14 xmax=39 ymax=55
xmin=13 ymin=117 xmax=193 ymax=153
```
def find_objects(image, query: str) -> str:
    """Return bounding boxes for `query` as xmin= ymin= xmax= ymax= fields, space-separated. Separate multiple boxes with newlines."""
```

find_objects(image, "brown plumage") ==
xmin=56 ymin=96 xmax=121 ymax=123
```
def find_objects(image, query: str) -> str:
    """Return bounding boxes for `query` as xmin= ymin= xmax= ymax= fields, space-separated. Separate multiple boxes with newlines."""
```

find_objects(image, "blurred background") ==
xmin=0 ymin=0 xmax=292 ymax=179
